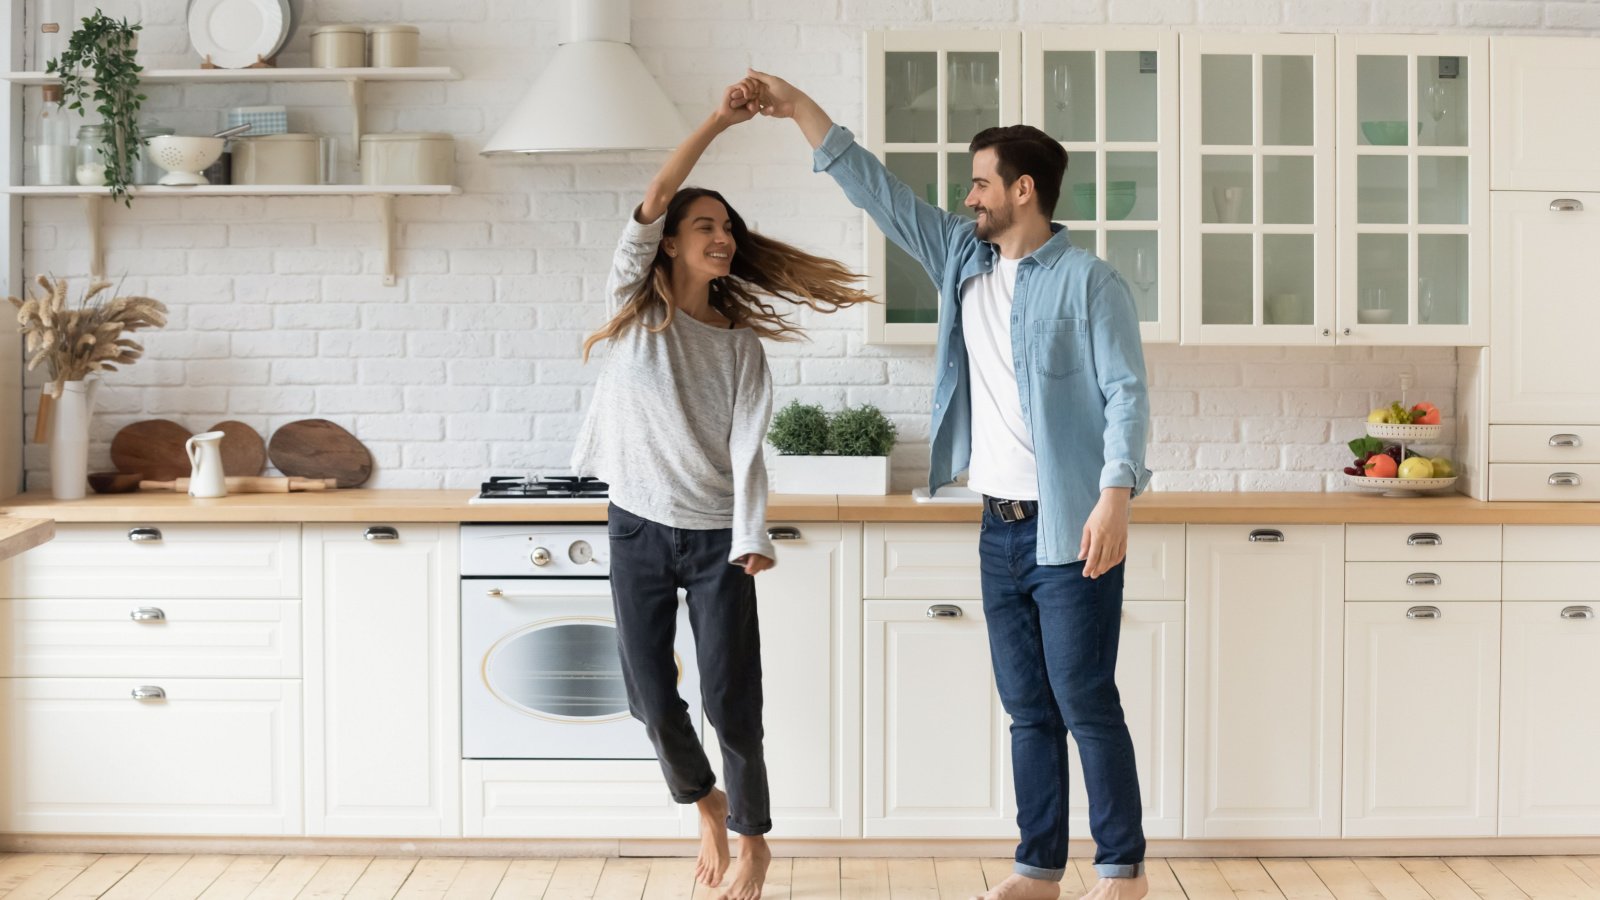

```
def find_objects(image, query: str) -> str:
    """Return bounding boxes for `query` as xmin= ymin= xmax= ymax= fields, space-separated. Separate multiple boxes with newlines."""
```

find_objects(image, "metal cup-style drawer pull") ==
xmin=1561 ymin=606 xmax=1595 ymax=620
xmin=1406 ymin=572 xmax=1442 ymax=586
xmin=767 ymin=526 xmax=802 ymax=541
xmin=1406 ymin=606 xmax=1442 ymax=620
xmin=1248 ymin=529 xmax=1285 ymax=543
xmin=127 ymin=527 xmax=163 ymax=543
xmin=926 ymin=604 xmax=964 ymax=620
xmin=129 ymin=607 xmax=166 ymax=623
xmin=130 ymin=686 xmax=167 ymax=701
xmin=1548 ymin=472 xmax=1583 ymax=487
xmin=1550 ymin=198 xmax=1585 ymax=212
xmin=1406 ymin=532 xmax=1443 ymax=546
xmin=363 ymin=526 xmax=400 ymax=541
xmin=1549 ymin=434 xmax=1583 ymax=448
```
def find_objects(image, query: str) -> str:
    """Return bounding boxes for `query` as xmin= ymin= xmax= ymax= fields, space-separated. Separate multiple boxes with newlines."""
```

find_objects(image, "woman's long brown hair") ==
xmin=582 ymin=188 xmax=874 ymax=361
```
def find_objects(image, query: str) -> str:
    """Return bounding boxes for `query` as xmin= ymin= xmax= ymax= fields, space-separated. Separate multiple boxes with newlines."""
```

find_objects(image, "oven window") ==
xmin=485 ymin=619 xmax=630 ymax=721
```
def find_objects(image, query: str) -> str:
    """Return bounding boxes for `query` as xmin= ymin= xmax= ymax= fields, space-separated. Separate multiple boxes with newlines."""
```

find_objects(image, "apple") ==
xmin=1364 ymin=454 xmax=1398 ymax=478
xmin=1429 ymin=457 xmax=1455 ymax=478
xmin=1368 ymin=407 xmax=1393 ymax=423
xmin=1398 ymin=457 xmax=1434 ymax=479
xmin=1410 ymin=401 xmax=1441 ymax=425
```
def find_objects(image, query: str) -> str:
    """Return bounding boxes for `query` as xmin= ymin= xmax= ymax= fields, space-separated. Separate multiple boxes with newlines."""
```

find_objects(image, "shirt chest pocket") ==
xmin=1030 ymin=317 xmax=1087 ymax=379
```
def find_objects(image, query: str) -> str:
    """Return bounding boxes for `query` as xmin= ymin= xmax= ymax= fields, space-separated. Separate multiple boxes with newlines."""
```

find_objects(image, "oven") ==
xmin=460 ymin=523 xmax=700 ymax=760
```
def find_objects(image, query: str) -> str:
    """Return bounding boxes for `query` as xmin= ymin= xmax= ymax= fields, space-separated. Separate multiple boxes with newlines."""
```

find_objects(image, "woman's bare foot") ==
xmin=694 ymin=788 xmax=731 ymax=887
xmin=717 ymin=834 xmax=772 ymax=900
xmin=970 ymin=874 xmax=1062 ymax=900
xmin=1083 ymin=874 xmax=1147 ymax=900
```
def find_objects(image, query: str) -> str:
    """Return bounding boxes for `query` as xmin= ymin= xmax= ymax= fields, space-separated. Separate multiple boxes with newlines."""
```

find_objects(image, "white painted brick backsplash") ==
xmin=27 ymin=1 xmax=1574 ymax=493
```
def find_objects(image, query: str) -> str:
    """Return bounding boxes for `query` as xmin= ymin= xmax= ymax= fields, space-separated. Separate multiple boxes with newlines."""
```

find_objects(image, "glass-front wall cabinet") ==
xmin=1337 ymin=35 xmax=1488 ymax=345
xmin=1025 ymin=30 xmax=1180 ymax=343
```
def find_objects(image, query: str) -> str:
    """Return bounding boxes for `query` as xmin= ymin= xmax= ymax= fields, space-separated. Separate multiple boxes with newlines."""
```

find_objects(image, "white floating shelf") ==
xmin=3 ymin=66 xmax=460 ymax=85
xmin=4 ymin=184 xmax=460 ymax=196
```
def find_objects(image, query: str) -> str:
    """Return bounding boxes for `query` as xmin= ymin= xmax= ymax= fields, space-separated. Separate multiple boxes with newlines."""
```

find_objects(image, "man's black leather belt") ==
xmin=984 ymin=495 xmax=1039 ymax=522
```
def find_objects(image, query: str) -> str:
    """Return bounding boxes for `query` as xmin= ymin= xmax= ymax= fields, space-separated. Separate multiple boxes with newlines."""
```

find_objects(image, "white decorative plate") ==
xmin=1366 ymin=421 xmax=1444 ymax=441
xmin=188 ymin=0 xmax=288 ymax=68
xmin=1344 ymin=474 xmax=1459 ymax=497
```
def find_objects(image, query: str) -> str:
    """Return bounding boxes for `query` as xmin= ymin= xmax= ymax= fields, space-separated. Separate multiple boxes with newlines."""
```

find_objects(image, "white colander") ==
xmin=146 ymin=135 xmax=225 ymax=186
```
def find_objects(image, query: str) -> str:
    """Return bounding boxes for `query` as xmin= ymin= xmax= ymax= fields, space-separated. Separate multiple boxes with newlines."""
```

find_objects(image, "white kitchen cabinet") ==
xmin=1491 ymin=37 xmax=1600 ymax=191
xmin=0 ymin=678 xmax=302 ymax=834
xmin=704 ymin=524 xmax=863 ymax=837
xmin=1489 ymin=191 xmax=1600 ymax=425
xmin=1342 ymin=601 xmax=1499 ymax=837
xmin=1067 ymin=600 xmax=1184 ymax=838
xmin=462 ymin=760 xmax=693 ymax=838
xmin=864 ymin=599 xmax=1012 ymax=836
xmin=303 ymin=524 xmax=460 ymax=837
xmin=0 ymin=523 xmax=300 ymax=599
xmin=1500 ymin=600 xmax=1600 ymax=835
xmin=1185 ymin=524 xmax=1343 ymax=838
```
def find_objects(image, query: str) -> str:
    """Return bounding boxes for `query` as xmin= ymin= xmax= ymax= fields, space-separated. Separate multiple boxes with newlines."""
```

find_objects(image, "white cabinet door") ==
xmin=1067 ymin=600 xmax=1184 ymax=838
xmin=1491 ymin=37 xmax=1600 ymax=191
xmin=1343 ymin=602 xmax=1499 ymax=837
xmin=1500 ymin=600 xmax=1600 ymax=835
xmin=304 ymin=524 xmax=460 ymax=837
xmin=0 ymin=523 xmax=300 ymax=599
xmin=704 ymin=524 xmax=862 ymax=837
xmin=1489 ymin=191 xmax=1600 ymax=425
xmin=0 ymin=678 xmax=301 ymax=834
xmin=1185 ymin=525 xmax=1343 ymax=838
xmin=865 ymin=599 xmax=1012 ymax=836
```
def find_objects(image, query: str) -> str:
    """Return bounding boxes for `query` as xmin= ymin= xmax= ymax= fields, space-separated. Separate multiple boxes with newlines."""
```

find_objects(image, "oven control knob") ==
xmin=569 ymin=540 xmax=594 ymax=565
xmin=530 ymin=547 xmax=552 ymax=567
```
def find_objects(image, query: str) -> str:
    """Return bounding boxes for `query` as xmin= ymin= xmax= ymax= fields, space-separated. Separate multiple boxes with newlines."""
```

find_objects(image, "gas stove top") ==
xmin=468 ymin=475 xmax=610 ymax=505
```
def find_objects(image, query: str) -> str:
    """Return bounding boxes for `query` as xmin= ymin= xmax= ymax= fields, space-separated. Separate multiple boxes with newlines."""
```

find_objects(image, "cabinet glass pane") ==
xmin=1419 ymin=233 xmax=1469 ymax=325
xmin=1356 ymin=55 xmax=1409 ymax=147
xmin=1357 ymin=156 xmax=1407 ymax=224
xmin=1201 ymin=55 xmax=1251 ymax=145
xmin=1043 ymin=51 xmax=1095 ymax=142
xmin=1105 ymin=50 xmax=1158 ymax=142
xmin=948 ymin=52 xmax=1000 ymax=142
xmin=886 ymin=152 xmax=939 ymax=324
xmin=1263 ymin=234 xmax=1314 ymax=324
xmin=1419 ymin=56 xmax=1468 ymax=147
xmin=1357 ymin=233 xmax=1408 ymax=325
xmin=1106 ymin=230 xmax=1159 ymax=322
xmin=1202 ymin=155 xmax=1252 ymax=224
xmin=1262 ymin=55 xmax=1315 ymax=146
xmin=1070 ymin=228 xmax=1098 ymax=254
xmin=947 ymin=152 xmax=975 ymax=218
xmin=886 ymin=52 xmax=937 ymax=144
xmin=1106 ymin=151 xmax=1157 ymax=221
xmin=1201 ymin=234 xmax=1252 ymax=325
xmin=1063 ymin=150 xmax=1099 ymax=221
xmin=1263 ymin=155 xmax=1314 ymax=224
xmin=1418 ymin=156 xmax=1468 ymax=224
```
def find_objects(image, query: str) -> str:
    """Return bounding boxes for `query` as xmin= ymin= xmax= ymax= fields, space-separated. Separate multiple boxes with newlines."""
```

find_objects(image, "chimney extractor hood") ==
xmin=481 ymin=0 xmax=690 ymax=155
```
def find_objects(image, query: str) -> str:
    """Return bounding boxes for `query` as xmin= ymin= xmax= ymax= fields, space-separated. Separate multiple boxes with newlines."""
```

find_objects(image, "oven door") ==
xmin=461 ymin=577 xmax=699 ymax=760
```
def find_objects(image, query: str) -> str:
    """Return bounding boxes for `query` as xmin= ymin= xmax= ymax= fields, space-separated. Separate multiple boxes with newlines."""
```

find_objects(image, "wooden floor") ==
xmin=1 ymin=855 xmax=1599 ymax=900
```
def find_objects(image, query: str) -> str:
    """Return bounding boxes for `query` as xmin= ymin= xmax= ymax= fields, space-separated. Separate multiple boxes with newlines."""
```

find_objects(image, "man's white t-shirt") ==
xmin=961 ymin=253 xmax=1040 ymax=501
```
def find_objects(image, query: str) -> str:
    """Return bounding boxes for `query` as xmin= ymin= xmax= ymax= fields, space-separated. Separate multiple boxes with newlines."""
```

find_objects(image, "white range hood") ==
xmin=482 ymin=0 xmax=690 ymax=155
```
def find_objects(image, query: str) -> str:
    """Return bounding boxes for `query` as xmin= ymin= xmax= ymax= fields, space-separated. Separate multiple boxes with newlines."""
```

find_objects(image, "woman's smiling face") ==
xmin=664 ymin=195 xmax=737 ymax=280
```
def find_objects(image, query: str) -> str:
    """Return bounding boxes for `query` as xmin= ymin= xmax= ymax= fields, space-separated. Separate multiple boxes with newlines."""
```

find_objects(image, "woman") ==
xmin=571 ymin=77 xmax=871 ymax=900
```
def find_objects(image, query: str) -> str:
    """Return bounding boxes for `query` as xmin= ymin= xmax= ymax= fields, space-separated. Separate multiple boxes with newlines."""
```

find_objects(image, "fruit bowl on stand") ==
xmin=1366 ymin=421 xmax=1443 ymax=442
xmin=1344 ymin=473 xmax=1459 ymax=498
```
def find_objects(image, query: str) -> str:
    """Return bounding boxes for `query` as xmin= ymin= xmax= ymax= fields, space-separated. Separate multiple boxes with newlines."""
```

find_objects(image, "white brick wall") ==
xmin=20 ymin=0 xmax=1596 ymax=492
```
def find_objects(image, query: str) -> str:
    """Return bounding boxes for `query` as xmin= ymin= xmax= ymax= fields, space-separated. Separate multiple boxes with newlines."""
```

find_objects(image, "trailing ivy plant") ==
xmin=46 ymin=10 xmax=145 ymax=205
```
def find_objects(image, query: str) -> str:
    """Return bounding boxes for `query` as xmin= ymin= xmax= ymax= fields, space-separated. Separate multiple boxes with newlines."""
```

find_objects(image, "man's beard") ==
xmin=974 ymin=203 xmax=1012 ymax=240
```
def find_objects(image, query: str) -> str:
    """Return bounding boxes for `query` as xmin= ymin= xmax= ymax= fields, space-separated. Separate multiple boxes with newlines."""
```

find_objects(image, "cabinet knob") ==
xmin=1549 ymin=434 xmax=1583 ymax=448
xmin=1406 ymin=572 xmax=1442 ymax=587
xmin=1548 ymin=472 xmax=1583 ymax=487
xmin=926 ymin=604 xmax=964 ymax=620
xmin=364 ymin=526 xmax=399 ymax=541
xmin=1321 ymin=328 xmax=1331 ymax=337
xmin=130 ymin=685 xmax=167 ymax=701
xmin=128 ymin=527 xmax=163 ymax=543
xmin=1406 ymin=532 xmax=1442 ymax=546
xmin=1550 ymin=198 xmax=1585 ymax=212
xmin=1561 ymin=605 xmax=1595 ymax=620
xmin=767 ymin=526 xmax=802 ymax=541
xmin=1248 ymin=529 xmax=1284 ymax=543
xmin=1343 ymin=327 xmax=1352 ymax=336
xmin=1406 ymin=605 xmax=1442 ymax=620
xmin=129 ymin=607 xmax=166 ymax=623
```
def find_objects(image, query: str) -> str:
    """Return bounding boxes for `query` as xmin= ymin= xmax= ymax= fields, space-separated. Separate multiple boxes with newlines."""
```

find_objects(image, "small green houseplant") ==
xmin=47 ymin=9 xmax=146 ymax=205
xmin=768 ymin=402 xmax=897 ymax=495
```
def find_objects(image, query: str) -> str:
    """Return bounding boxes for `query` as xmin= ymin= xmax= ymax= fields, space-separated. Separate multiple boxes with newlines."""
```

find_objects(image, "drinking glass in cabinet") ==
xmin=1201 ymin=155 xmax=1251 ymax=224
xmin=1418 ymin=234 xmax=1468 ymax=325
xmin=1105 ymin=51 xmax=1159 ymax=142
xmin=1263 ymin=234 xmax=1315 ymax=324
xmin=1418 ymin=56 xmax=1466 ymax=147
xmin=1043 ymin=51 xmax=1095 ymax=142
xmin=1262 ymin=55 xmax=1315 ymax=146
xmin=1357 ymin=55 xmax=1409 ymax=147
xmin=948 ymin=53 xmax=1000 ymax=141
xmin=1418 ymin=156 xmax=1469 ymax=224
xmin=1357 ymin=156 xmax=1407 ymax=224
xmin=886 ymin=52 xmax=936 ymax=144
xmin=1107 ymin=232 xmax=1159 ymax=322
xmin=1357 ymin=235 xmax=1407 ymax=324
xmin=1201 ymin=55 xmax=1251 ymax=145
xmin=1201 ymin=233 xmax=1252 ymax=325
xmin=1263 ymin=155 xmax=1314 ymax=224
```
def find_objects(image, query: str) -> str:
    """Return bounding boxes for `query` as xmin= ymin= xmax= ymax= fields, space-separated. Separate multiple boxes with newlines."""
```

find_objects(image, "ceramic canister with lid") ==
xmin=360 ymin=133 xmax=454 ymax=185
xmin=369 ymin=24 xmax=419 ymax=67
xmin=232 ymin=133 xmax=321 ymax=185
xmin=311 ymin=24 xmax=365 ymax=68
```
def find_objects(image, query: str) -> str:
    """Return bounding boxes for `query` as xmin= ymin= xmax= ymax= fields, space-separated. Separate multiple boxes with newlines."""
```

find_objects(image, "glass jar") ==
xmin=75 ymin=123 xmax=109 ymax=187
xmin=36 ymin=0 xmax=64 ymax=71
xmin=33 ymin=83 xmax=74 ymax=185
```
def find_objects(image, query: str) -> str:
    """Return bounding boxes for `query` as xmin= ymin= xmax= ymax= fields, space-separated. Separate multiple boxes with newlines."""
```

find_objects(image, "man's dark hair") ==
xmin=968 ymin=125 xmax=1069 ymax=220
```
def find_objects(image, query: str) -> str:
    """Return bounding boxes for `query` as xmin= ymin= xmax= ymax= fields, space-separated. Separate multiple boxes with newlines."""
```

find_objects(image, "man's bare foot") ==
xmin=1084 ymin=874 xmax=1147 ymax=900
xmin=717 ymin=834 xmax=772 ymax=900
xmin=694 ymin=788 xmax=731 ymax=887
xmin=970 ymin=874 xmax=1062 ymax=900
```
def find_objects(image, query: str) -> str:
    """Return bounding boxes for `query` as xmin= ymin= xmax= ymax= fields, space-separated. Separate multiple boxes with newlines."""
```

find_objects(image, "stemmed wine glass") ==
xmin=1424 ymin=77 xmax=1449 ymax=141
xmin=1131 ymin=246 xmax=1157 ymax=315
xmin=1051 ymin=62 xmax=1074 ymax=139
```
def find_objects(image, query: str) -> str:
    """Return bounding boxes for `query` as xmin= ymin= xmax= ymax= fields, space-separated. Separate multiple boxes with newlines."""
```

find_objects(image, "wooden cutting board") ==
xmin=211 ymin=420 xmax=268 ymax=476
xmin=267 ymin=419 xmax=373 ymax=488
xmin=109 ymin=419 xmax=193 ymax=481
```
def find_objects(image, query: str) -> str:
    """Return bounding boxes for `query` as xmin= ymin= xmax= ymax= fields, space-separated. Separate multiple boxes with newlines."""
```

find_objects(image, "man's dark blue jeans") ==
xmin=979 ymin=505 xmax=1145 ymax=880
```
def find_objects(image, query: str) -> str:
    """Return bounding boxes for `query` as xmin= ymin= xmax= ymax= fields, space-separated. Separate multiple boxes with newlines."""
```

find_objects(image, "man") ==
xmin=747 ymin=70 xmax=1152 ymax=900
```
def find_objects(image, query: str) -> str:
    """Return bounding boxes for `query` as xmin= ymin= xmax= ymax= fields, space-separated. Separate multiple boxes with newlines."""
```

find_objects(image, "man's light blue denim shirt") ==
xmin=813 ymin=124 xmax=1153 ymax=565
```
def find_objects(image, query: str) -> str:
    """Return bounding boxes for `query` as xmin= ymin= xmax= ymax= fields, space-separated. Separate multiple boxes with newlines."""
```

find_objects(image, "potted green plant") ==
xmin=47 ymin=9 xmax=145 ymax=205
xmin=767 ymin=401 xmax=897 ymax=495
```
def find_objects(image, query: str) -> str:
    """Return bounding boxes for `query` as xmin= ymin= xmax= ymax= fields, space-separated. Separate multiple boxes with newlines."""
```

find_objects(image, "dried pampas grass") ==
xmin=7 ymin=275 xmax=167 ymax=394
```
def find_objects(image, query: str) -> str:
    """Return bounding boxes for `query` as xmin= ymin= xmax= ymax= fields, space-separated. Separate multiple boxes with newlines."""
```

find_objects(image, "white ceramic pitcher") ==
xmin=185 ymin=430 xmax=227 ymax=498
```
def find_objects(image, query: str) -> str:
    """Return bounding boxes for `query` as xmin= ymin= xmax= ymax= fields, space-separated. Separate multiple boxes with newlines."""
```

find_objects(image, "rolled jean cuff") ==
xmin=672 ymin=781 xmax=715 ymax=805
xmin=1012 ymin=863 xmax=1065 ymax=882
xmin=728 ymin=816 xmax=773 ymax=836
xmin=1094 ymin=863 xmax=1144 ymax=878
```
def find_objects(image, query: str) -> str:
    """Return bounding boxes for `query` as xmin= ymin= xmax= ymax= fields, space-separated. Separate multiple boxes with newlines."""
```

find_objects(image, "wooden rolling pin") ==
xmin=139 ymin=476 xmax=338 ymax=493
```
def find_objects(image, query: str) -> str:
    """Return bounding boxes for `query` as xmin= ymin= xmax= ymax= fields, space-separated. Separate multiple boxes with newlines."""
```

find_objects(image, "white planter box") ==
xmin=770 ymin=455 xmax=890 ymax=495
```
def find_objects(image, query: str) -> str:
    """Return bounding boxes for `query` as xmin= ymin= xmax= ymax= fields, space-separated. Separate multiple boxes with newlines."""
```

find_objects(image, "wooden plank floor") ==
xmin=1 ymin=856 xmax=1598 ymax=900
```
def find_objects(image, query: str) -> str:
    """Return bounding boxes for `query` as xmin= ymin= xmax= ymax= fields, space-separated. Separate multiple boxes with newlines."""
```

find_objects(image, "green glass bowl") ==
xmin=1360 ymin=120 xmax=1409 ymax=146
xmin=1071 ymin=181 xmax=1137 ymax=220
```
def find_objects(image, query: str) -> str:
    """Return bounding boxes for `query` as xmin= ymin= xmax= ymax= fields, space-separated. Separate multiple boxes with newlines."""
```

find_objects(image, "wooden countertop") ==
xmin=0 ymin=517 xmax=55 ymax=561
xmin=2 ymin=489 xmax=1600 ymax=525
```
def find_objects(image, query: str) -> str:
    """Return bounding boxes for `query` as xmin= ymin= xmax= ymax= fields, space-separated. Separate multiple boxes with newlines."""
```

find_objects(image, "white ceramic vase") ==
xmin=48 ymin=378 xmax=99 ymax=501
